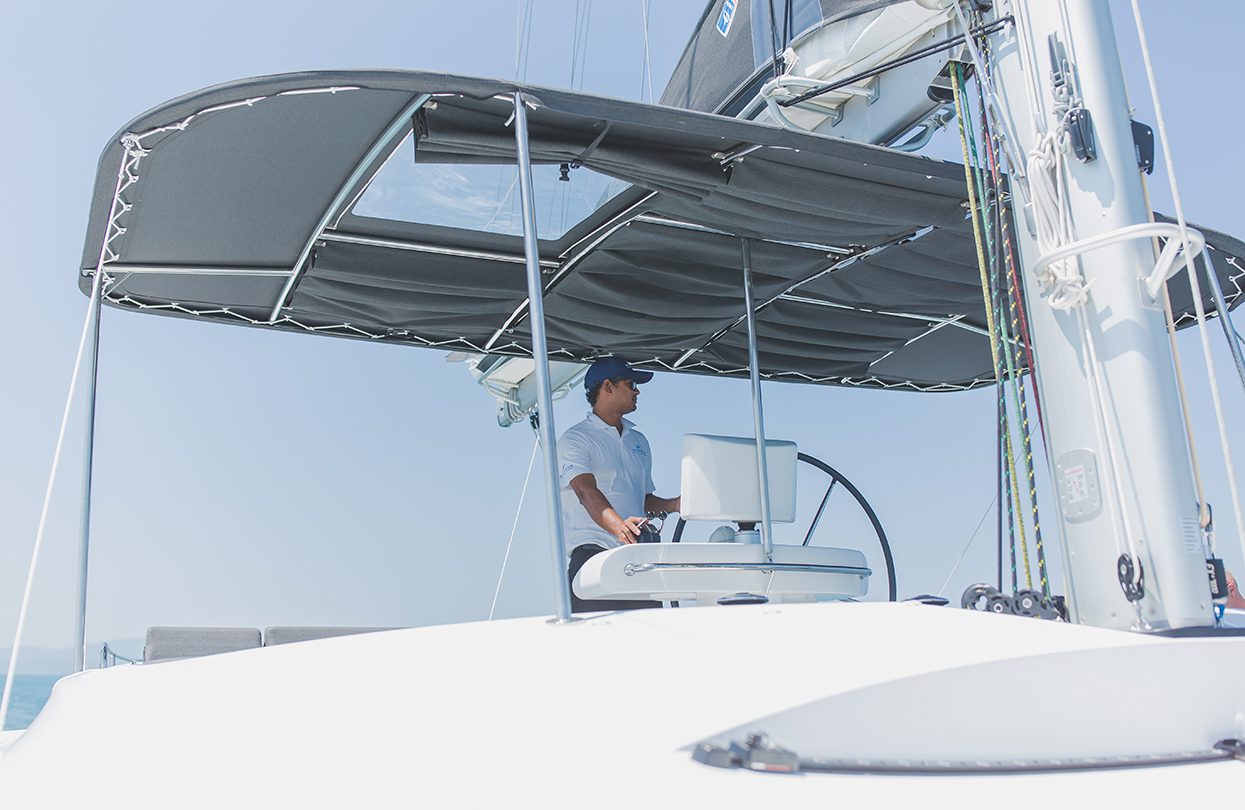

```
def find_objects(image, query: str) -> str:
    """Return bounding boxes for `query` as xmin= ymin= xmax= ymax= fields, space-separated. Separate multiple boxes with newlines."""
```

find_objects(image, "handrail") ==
xmin=1031 ymin=221 xmax=1206 ymax=301
xmin=623 ymin=561 xmax=872 ymax=577
xmin=99 ymin=642 xmax=140 ymax=668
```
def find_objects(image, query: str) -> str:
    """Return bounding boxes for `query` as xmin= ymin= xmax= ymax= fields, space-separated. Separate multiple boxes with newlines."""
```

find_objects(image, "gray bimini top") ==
xmin=80 ymin=70 xmax=1245 ymax=392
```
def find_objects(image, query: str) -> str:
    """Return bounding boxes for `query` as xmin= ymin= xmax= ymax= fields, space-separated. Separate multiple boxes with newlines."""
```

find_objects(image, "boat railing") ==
xmin=99 ymin=642 xmax=140 ymax=669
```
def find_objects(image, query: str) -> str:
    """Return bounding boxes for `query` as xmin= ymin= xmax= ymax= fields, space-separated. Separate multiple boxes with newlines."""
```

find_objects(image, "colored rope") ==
xmin=953 ymin=64 xmax=1032 ymax=590
xmin=972 ymin=76 xmax=1049 ymax=598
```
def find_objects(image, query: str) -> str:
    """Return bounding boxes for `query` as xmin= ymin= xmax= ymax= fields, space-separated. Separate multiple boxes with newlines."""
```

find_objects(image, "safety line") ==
xmin=489 ymin=436 xmax=541 ymax=621
xmin=938 ymin=493 xmax=1000 ymax=597
xmin=0 ymin=270 xmax=105 ymax=731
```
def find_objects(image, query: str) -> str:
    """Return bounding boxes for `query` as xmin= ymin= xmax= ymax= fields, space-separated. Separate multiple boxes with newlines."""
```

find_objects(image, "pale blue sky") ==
xmin=1 ymin=1 xmax=1242 ymax=653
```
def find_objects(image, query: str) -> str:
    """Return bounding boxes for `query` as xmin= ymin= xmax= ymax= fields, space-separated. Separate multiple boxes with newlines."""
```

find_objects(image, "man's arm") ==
xmin=569 ymin=473 xmax=648 ymax=544
xmin=644 ymin=493 xmax=681 ymax=514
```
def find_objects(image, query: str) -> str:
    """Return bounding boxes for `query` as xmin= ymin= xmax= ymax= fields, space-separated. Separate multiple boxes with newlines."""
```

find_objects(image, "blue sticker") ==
xmin=716 ymin=0 xmax=736 ymax=37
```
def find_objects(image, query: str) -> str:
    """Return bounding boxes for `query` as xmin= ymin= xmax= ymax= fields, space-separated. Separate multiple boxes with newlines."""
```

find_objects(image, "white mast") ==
xmin=990 ymin=0 xmax=1212 ymax=629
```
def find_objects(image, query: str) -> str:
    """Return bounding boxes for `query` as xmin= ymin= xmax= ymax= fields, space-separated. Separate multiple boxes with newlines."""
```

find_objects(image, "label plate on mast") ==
xmin=1056 ymin=449 xmax=1103 ymax=520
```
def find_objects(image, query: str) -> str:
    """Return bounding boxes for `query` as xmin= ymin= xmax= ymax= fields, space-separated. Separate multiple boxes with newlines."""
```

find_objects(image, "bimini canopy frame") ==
xmin=80 ymin=71 xmax=1245 ymax=392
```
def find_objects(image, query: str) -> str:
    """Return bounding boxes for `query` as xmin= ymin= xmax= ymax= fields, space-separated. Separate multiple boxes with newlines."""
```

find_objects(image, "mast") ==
xmin=990 ymin=0 xmax=1213 ymax=629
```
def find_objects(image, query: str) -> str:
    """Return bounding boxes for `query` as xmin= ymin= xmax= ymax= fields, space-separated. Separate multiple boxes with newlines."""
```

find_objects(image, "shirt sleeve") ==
xmin=557 ymin=429 xmax=594 ymax=488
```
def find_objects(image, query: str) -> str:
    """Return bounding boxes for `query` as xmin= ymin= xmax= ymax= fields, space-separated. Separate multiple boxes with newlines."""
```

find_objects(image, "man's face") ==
xmin=602 ymin=377 xmax=640 ymax=414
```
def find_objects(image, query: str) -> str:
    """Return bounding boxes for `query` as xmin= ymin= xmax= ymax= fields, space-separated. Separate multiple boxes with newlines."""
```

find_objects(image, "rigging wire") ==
xmin=514 ymin=0 xmax=535 ymax=81
xmin=766 ymin=0 xmax=783 ymax=80
xmin=1130 ymin=0 xmax=1245 ymax=570
xmin=0 ymin=269 xmax=105 ymax=731
xmin=569 ymin=0 xmax=594 ymax=90
xmin=570 ymin=1 xmax=585 ymax=89
xmin=561 ymin=0 xmax=596 ymax=233
xmin=1146 ymin=165 xmax=1213 ymax=540
xmin=938 ymin=493 xmax=1000 ymax=597
xmin=489 ymin=436 xmax=541 ymax=621
xmin=639 ymin=0 xmax=654 ymax=103
xmin=500 ymin=0 xmax=537 ymax=231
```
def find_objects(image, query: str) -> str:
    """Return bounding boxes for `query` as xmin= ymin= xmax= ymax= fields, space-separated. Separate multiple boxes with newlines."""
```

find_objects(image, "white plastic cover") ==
xmin=680 ymin=434 xmax=797 ymax=522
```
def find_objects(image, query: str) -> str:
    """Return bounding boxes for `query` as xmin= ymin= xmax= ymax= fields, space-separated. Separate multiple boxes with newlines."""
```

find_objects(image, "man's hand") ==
xmin=571 ymin=473 xmax=648 ymax=544
xmin=612 ymin=516 xmax=648 ymax=545
xmin=1228 ymin=571 xmax=1245 ymax=610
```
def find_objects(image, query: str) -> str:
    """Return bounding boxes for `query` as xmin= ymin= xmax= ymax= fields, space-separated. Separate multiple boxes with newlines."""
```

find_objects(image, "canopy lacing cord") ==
xmin=1131 ymin=0 xmax=1245 ymax=571
xmin=965 ymin=61 xmax=1052 ymax=599
xmin=952 ymin=65 xmax=1034 ymax=592
xmin=1023 ymin=56 xmax=1146 ymax=606
xmin=488 ymin=433 xmax=541 ymax=621
xmin=0 ymin=269 xmax=106 ymax=731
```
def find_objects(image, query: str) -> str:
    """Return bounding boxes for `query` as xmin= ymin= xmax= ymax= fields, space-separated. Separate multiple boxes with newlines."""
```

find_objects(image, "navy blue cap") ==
xmin=584 ymin=356 xmax=654 ymax=390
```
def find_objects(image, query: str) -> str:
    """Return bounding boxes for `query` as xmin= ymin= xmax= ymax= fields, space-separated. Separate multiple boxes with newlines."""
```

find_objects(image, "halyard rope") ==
xmin=968 ymin=57 xmax=1051 ymax=599
xmin=953 ymin=64 xmax=1034 ymax=591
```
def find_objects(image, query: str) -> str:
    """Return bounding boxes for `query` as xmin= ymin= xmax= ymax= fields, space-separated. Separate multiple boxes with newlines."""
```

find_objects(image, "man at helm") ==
xmin=558 ymin=356 xmax=681 ymax=612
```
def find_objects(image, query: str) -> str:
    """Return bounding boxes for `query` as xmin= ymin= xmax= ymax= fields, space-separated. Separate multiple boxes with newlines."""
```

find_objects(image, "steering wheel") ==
xmin=671 ymin=451 xmax=896 ymax=601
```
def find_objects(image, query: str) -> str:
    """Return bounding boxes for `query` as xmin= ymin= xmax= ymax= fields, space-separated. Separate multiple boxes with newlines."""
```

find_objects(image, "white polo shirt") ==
xmin=557 ymin=411 xmax=656 ymax=555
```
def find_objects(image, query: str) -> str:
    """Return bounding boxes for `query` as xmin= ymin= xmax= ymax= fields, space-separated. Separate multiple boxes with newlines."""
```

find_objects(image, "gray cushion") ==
xmin=261 ymin=627 xmax=396 ymax=646
xmin=144 ymin=626 xmax=261 ymax=662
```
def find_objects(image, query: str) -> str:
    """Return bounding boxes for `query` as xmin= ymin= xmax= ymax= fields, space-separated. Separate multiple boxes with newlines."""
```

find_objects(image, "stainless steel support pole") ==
xmin=73 ymin=274 xmax=104 ymax=672
xmin=741 ymin=239 xmax=775 ymax=559
xmin=513 ymin=92 xmax=573 ymax=622
xmin=1202 ymin=247 xmax=1245 ymax=394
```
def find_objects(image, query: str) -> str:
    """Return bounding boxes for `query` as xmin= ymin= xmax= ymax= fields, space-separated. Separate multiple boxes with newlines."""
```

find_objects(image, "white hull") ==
xmin=3 ymin=602 xmax=1243 ymax=807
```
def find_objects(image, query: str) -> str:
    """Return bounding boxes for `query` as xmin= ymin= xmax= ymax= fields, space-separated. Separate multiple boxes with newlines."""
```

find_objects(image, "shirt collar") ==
xmin=586 ymin=411 xmax=634 ymax=435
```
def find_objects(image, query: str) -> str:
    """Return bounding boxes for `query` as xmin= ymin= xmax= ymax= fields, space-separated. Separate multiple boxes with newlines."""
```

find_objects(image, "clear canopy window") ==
xmin=352 ymin=134 xmax=629 ymax=239
xmin=750 ymin=0 xmax=823 ymax=68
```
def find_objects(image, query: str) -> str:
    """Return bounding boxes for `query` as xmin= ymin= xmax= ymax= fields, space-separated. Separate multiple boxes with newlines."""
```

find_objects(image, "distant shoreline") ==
xmin=1 ymin=640 xmax=143 ymax=675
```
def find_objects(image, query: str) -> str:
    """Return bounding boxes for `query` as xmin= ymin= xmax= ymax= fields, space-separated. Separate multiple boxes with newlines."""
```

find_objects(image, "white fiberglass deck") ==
xmin=2 ymin=602 xmax=1243 ymax=807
